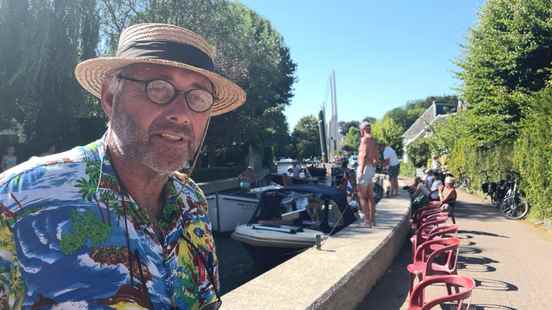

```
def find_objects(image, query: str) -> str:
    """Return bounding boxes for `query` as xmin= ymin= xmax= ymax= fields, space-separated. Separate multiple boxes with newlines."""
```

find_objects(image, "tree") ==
xmin=292 ymin=115 xmax=321 ymax=160
xmin=0 ymin=0 xmax=101 ymax=155
xmin=362 ymin=116 xmax=377 ymax=124
xmin=338 ymin=120 xmax=359 ymax=136
xmin=456 ymin=0 xmax=552 ymax=146
xmin=406 ymin=138 xmax=431 ymax=168
xmin=342 ymin=127 xmax=360 ymax=153
xmin=99 ymin=0 xmax=297 ymax=167
xmin=372 ymin=116 xmax=404 ymax=156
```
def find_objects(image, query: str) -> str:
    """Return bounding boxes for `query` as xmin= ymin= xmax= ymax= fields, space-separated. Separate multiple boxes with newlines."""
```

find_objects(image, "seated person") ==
xmin=409 ymin=177 xmax=431 ymax=213
xmin=306 ymin=196 xmax=323 ymax=224
xmin=407 ymin=177 xmax=429 ymax=197
xmin=257 ymin=191 xmax=293 ymax=225
xmin=439 ymin=176 xmax=457 ymax=210
xmin=429 ymin=178 xmax=443 ymax=201
xmin=239 ymin=166 xmax=257 ymax=189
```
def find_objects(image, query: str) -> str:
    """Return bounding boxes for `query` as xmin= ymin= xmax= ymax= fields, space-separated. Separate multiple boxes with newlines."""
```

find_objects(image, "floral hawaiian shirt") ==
xmin=0 ymin=135 xmax=219 ymax=309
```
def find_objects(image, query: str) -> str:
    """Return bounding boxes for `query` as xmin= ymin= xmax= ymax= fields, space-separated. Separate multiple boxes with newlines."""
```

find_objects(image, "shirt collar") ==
xmin=85 ymin=132 xmax=187 ymax=226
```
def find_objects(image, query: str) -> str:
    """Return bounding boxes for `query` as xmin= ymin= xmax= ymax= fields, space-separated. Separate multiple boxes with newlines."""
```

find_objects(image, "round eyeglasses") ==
xmin=117 ymin=74 xmax=215 ymax=113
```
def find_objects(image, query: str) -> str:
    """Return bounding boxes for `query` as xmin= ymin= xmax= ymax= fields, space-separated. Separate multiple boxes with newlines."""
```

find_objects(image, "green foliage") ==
xmin=342 ymin=127 xmax=360 ymax=152
xmin=513 ymin=88 xmax=552 ymax=219
xmin=338 ymin=121 xmax=359 ymax=137
xmin=456 ymin=0 xmax=552 ymax=144
xmin=0 ymin=0 xmax=101 ymax=153
xmin=292 ymin=115 xmax=321 ymax=160
xmin=420 ymin=0 xmax=552 ymax=220
xmin=372 ymin=116 xmax=404 ymax=156
xmin=400 ymin=160 xmax=416 ymax=177
xmin=362 ymin=116 xmax=377 ymax=124
xmin=106 ymin=0 xmax=298 ymax=166
xmin=0 ymin=0 xmax=297 ymax=164
xmin=406 ymin=138 xmax=431 ymax=168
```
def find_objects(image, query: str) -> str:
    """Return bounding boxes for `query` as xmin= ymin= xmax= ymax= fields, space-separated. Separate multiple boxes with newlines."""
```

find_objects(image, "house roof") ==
xmin=402 ymin=102 xmax=457 ymax=145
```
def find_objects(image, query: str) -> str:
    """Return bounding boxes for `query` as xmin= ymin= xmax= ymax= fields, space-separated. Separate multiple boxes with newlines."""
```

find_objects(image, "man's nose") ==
xmin=164 ymin=96 xmax=192 ymax=125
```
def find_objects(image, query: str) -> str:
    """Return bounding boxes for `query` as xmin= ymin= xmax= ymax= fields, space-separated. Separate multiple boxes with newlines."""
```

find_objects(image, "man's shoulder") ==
xmin=173 ymin=172 xmax=206 ymax=198
xmin=0 ymin=146 xmax=91 ymax=207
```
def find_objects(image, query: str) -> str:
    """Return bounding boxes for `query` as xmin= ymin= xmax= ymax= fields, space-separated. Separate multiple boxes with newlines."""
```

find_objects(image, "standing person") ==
xmin=381 ymin=143 xmax=400 ymax=197
xmin=292 ymin=161 xmax=301 ymax=178
xmin=0 ymin=23 xmax=246 ymax=309
xmin=1 ymin=146 xmax=17 ymax=171
xmin=356 ymin=121 xmax=379 ymax=227
xmin=431 ymin=154 xmax=441 ymax=172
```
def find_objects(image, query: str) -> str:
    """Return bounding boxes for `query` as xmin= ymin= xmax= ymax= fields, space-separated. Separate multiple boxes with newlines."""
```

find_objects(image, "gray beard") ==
xmin=108 ymin=103 xmax=193 ymax=175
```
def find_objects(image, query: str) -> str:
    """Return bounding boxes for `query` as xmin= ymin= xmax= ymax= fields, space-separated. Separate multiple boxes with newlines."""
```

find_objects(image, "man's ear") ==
xmin=100 ymin=78 xmax=115 ymax=120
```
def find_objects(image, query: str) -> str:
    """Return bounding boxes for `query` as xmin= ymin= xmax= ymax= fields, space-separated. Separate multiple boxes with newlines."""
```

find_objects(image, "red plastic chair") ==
xmin=411 ymin=224 xmax=458 ymax=262
xmin=410 ymin=215 xmax=449 ymax=259
xmin=412 ymin=212 xmax=449 ymax=235
xmin=412 ymin=205 xmax=444 ymax=230
xmin=407 ymin=237 xmax=460 ymax=295
xmin=408 ymin=275 xmax=475 ymax=310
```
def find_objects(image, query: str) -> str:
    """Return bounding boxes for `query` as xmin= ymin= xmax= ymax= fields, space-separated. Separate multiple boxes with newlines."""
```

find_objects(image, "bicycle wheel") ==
xmin=505 ymin=196 xmax=529 ymax=220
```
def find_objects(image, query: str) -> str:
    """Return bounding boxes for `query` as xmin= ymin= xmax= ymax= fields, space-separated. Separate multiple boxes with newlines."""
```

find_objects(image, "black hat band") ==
xmin=118 ymin=40 xmax=214 ymax=71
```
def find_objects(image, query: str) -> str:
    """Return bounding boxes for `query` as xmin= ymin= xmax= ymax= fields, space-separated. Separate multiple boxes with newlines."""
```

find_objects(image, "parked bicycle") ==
xmin=481 ymin=170 xmax=499 ymax=207
xmin=499 ymin=171 xmax=529 ymax=220
xmin=457 ymin=168 xmax=471 ymax=192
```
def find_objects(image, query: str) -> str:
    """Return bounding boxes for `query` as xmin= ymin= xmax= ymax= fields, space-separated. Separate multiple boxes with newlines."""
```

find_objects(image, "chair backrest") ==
xmin=414 ymin=237 xmax=459 ymax=265
xmin=425 ymin=237 xmax=460 ymax=274
xmin=412 ymin=203 xmax=441 ymax=221
xmin=408 ymin=275 xmax=475 ymax=310
xmin=428 ymin=224 xmax=459 ymax=240
xmin=417 ymin=214 xmax=448 ymax=233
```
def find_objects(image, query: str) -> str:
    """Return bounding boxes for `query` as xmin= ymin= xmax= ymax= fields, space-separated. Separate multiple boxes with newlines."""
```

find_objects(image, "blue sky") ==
xmin=238 ymin=0 xmax=486 ymax=129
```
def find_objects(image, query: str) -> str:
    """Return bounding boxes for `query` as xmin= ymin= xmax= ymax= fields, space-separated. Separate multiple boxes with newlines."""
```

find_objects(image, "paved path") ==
xmin=357 ymin=190 xmax=552 ymax=310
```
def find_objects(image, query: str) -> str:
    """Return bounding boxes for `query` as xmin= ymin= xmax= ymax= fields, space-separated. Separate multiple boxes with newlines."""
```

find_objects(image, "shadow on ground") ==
xmin=358 ymin=198 xmax=520 ymax=309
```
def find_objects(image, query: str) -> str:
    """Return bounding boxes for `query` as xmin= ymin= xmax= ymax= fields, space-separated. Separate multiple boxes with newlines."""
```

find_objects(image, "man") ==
xmin=431 ymin=154 xmax=441 ymax=172
xmin=239 ymin=166 xmax=257 ymax=189
xmin=0 ymin=23 xmax=245 ymax=309
xmin=356 ymin=121 xmax=379 ymax=227
xmin=381 ymin=143 xmax=400 ymax=197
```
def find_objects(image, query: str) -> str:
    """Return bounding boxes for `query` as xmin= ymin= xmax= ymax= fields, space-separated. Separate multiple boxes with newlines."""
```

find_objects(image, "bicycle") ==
xmin=499 ymin=171 xmax=530 ymax=220
xmin=457 ymin=168 xmax=471 ymax=192
xmin=481 ymin=170 xmax=499 ymax=207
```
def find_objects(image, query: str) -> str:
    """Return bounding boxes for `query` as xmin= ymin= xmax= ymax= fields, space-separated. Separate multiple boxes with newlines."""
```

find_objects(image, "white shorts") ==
xmin=357 ymin=165 xmax=376 ymax=186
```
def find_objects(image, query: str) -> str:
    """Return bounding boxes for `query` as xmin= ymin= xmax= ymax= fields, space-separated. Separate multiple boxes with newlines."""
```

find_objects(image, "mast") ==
xmin=318 ymin=108 xmax=328 ymax=163
xmin=326 ymin=70 xmax=340 ymax=161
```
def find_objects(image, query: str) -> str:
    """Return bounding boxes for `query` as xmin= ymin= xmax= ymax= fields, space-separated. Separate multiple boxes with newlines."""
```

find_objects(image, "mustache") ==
xmin=149 ymin=122 xmax=195 ymax=140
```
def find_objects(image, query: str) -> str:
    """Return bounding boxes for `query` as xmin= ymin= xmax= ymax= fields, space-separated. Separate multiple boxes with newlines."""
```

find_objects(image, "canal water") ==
xmin=214 ymin=233 xmax=260 ymax=295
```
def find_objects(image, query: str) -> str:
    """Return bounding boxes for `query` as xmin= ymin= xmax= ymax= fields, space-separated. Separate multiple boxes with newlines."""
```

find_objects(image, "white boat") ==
xmin=231 ymin=185 xmax=357 ymax=270
xmin=275 ymin=158 xmax=299 ymax=175
xmin=232 ymin=224 xmax=322 ymax=249
xmin=207 ymin=185 xmax=283 ymax=233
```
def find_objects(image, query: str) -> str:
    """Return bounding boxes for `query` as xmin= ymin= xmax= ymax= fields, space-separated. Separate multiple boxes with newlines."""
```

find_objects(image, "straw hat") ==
xmin=75 ymin=23 xmax=246 ymax=116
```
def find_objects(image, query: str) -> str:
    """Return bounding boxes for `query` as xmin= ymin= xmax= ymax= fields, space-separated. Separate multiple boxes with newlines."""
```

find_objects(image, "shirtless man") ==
xmin=356 ymin=121 xmax=379 ymax=227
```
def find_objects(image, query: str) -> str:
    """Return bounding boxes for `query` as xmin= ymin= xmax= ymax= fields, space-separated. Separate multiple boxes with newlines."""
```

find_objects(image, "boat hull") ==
xmin=232 ymin=224 xmax=321 ymax=271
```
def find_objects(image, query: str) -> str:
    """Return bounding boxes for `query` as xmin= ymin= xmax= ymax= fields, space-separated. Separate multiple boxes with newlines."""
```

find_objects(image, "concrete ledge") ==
xmin=221 ymin=191 xmax=411 ymax=309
